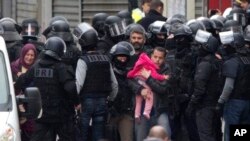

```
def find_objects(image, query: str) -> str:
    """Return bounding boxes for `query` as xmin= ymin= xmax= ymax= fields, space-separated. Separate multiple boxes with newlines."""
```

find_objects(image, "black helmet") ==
xmin=195 ymin=30 xmax=219 ymax=53
xmin=43 ymin=16 xmax=69 ymax=37
xmin=104 ymin=15 xmax=126 ymax=37
xmin=148 ymin=21 xmax=168 ymax=35
xmin=210 ymin=15 xmax=225 ymax=31
xmin=219 ymin=31 xmax=245 ymax=48
xmin=197 ymin=17 xmax=216 ymax=33
xmin=110 ymin=41 xmax=135 ymax=58
xmin=210 ymin=15 xmax=226 ymax=23
xmin=0 ymin=17 xmax=22 ymax=33
xmin=222 ymin=20 xmax=243 ymax=33
xmin=44 ymin=37 xmax=66 ymax=60
xmin=92 ymin=13 xmax=108 ymax=37
xmin=73 ymin=22 xmax=98 ymax=49
xmin=186 ymin=19 xmax=206 ymax=37
xmin=124 ymin=23 xmax=146 ymax=39
xmin=166 ymin=14 xmax=187 ymax=25
xmin=45 ymin=20 xmax=73 ymax=42
xmin=169 ymin=23 xmax=193 ymax=40
xmin=148 ymin=21 xmax=169 ymax=47
xmin=244 ymin=25 xmax=250 ymax=41
xmin=110 ymin=41 xmax=135 ymax=69
xmin=227 ymin=8 xmax=247 ymax=27
xmin=117 ymin=10 xmax=134 ymax=25
xmin=21 ymin=18 xmax=40 ymax=40
xmin=49 ymin=16 xmax=69 ymax=26
xmin=0 ymin=18 xmax=22 ymax=41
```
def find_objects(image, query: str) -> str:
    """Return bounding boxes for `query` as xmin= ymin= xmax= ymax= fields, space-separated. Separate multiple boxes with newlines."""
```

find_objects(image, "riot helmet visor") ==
xmin=195 ymin=29 xmax=212 ymax=43
xmin=219 ymin=31 xmax=234 ymax=45
xmin=108 ymin=20 xmax=127 ymax=37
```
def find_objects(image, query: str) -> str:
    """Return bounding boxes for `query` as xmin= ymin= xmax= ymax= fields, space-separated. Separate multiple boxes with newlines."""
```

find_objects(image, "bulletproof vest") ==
xmin=232 ymin=56 xmax=250 ymax=100
xmin=33 ymin=61 xmax=72 ymax=122
xmin=175 ymin=48 xmax=197 ymax=95
xmin=80 ymin=52 xmax=112 ymax=95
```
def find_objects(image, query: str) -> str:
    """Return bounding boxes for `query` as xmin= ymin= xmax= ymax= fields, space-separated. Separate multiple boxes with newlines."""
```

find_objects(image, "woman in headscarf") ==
xmin=11 ymin=43 xmax=37 ymax=141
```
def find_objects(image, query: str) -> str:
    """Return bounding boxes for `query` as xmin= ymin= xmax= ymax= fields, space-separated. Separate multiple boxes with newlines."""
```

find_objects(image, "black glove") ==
xmin=185 ymin=103 xmax=196 ymax=117
xmin=215 ymin=103 xmax=224 ymax=117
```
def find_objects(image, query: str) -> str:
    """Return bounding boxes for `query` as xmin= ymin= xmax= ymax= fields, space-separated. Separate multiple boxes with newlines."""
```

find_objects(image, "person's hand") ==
xmin=18 ymin=104 xmax=27 ymax=124
xmin=167 ymin=34 xmax=174 ymax=39
xmin=164 ymin=74 xmax=170 ymax=80
xmin=141 ymin=88 xmax=150 ymax=99
xmin=140 ymin=68 xmax=151 ymax=79
xmin=17 ymin=72 xmax=23 ymax=77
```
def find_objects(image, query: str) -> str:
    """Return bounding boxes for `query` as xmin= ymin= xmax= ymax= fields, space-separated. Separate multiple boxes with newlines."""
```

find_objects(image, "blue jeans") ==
xmin=223 ymin=99 xmax=250 ymax=141
xmin=80 ymin=97 xmax=107 ymax=141
xmin=157 ymin=112 xmax=171 ymax=137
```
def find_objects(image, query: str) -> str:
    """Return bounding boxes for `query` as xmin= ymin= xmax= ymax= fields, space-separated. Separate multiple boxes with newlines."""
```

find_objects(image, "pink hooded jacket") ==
xmin=127 ymin=53 xmax=165 ymax=80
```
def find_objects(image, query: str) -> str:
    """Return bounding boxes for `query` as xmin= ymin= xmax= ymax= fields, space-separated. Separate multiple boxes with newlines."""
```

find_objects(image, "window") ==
xmin=0 ymin=51 xmax=9 ymax=105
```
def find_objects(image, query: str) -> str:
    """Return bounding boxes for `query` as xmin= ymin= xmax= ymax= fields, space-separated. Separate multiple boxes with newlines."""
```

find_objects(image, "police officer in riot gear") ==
xmin=0 ymin=17 xmax=23 ymax=62
xmin=218 ymin=31 xmax=250 ymax=141
xmin=43 ymin=17 xmax=81 ymax=70
xmin=186 ymin=30 xmax=222 ymax=141
xmin=92 ymin=12 xmax=109 ymax=38
xmin=15 ymin=36 xmax=78 ymax=141
xmin=168 ymin=23 xmax=200 ymax=141
xmin=107 ymin=41 xmax=135 ymax=141
xmin=73 ymin=22 xmax=118 ymax=141
xmin=97 ymin=15 xmax=127 ymax=54
xmin=21 ymin=18 xmax=44 ymax=54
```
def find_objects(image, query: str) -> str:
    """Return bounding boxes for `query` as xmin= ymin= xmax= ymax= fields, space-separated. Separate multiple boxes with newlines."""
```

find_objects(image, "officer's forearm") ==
xmin=109 ymin=66 xmax=118 ymax=101
xmin=218 ymin=77 xmax=235 ymax=104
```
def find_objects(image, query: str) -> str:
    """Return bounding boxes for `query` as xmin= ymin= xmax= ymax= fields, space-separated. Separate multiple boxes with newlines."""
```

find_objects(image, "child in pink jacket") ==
xmin=127 ymin=53 xmax=168 ymax=120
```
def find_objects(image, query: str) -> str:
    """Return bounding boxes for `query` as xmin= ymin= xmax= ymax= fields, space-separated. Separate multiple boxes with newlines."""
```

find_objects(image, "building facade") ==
xmin=0 ymin=0 xmax=233 ymax=31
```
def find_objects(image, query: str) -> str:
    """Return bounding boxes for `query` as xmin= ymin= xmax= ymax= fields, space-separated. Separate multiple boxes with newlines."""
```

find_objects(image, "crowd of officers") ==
xmin=1 ymin=0 xmax=250 ymax=141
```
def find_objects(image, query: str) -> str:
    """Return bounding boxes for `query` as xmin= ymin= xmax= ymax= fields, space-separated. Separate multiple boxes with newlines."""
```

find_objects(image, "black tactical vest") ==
xmin=33 ymin=61 xmax=72 ymax=122
xmin=232 ymin=56 xmax=250 ymax=100
xmin=80 ymin=53 xmax=112 ymax=95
